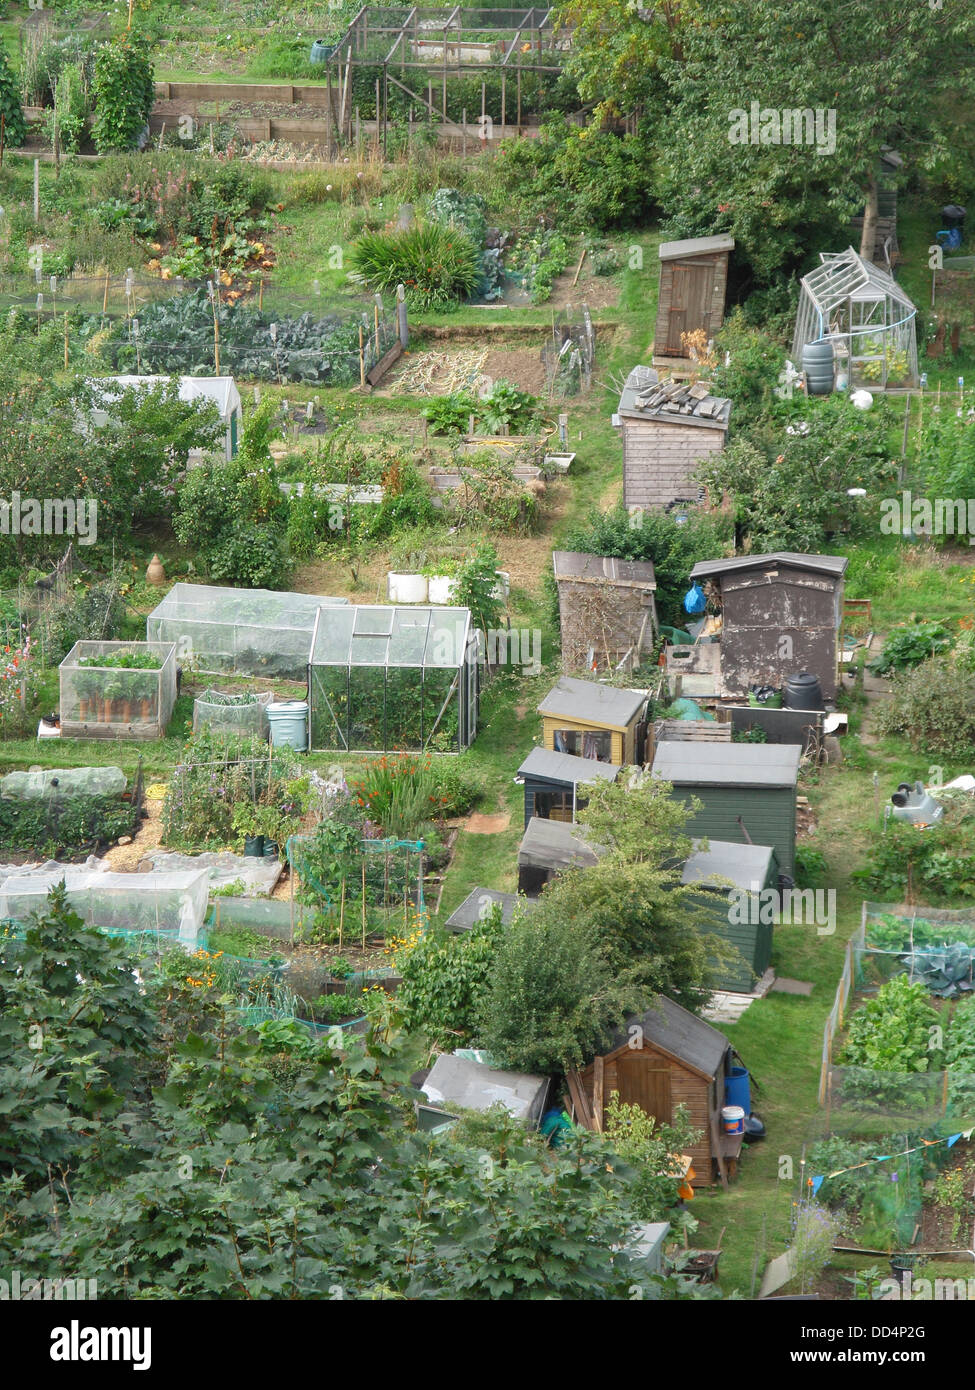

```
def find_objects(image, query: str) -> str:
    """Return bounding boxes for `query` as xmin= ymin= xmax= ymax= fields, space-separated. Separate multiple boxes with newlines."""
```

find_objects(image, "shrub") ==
xmin=868 ymin=620 xmax=955 ymax=676
xmin=839 ymin=975 xmax=940 ymax=1072
xmin=0 ymin=47 xmax=27 ymax=149
xmin=396 ymin=910 xmax=504 ymax=1045
xmin=874 ymin=655 xmax=975 ymax=758
xmin=208 ymin=524 xmax=288 ymax=590
xmin=350 ymin=222 xmax=480 ymax=312
xmin=496 ymin=128 xmax=655 ymax=232
xmin=91 ymin=34 xmax=154 ymax=153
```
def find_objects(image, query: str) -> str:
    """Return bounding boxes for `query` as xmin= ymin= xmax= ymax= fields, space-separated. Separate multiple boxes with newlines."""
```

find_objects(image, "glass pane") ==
xmin=348 ymin=666 xmax=386 ymax=750
xmin=314 ymin=608 xmax=355 ymax=663
xmin=311 ymin=666 xmax=349 ymax=750
xmin=350 ymin=634 xmax=389 ymax=665
xmin=385 ymin=666 xmax=423 ymax=750
xmin=425 ymin=613 xmax=466 ymax=668
xmin=354 ymin=607 xmax=394 ymax=635
xmin=423 ymin=668 xmax=459 ymax=751
xmin=389 ymin=609 xmax=429 ymax=666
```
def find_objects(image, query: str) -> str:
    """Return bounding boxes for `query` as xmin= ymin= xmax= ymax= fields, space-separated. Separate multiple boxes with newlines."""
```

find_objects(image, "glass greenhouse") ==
xmin=792 ymin=247 xmax=919 ymax=390
xmin=147 ymin=583 xmax=349 ymax=680
xmin=59 ymin=641 xmax=177 ymax=740
xmin=309 ymin=605 xmax=479 ymax=752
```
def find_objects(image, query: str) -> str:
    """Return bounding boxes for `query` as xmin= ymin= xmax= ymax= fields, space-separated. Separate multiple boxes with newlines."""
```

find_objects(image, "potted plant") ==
xmin=232 ymin=802 xmax=264 ymax=857
xmin=253 ymin=804 xmax=283 ymax=858
xmin=74 ymin=668 xmax=96 ymax=722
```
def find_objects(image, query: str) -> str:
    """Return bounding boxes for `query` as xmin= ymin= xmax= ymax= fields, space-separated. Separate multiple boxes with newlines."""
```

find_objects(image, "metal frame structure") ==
xmin=324 ymin=7 xmax=568 ymax=150
xmin=792 ymin=246 xmax=919 ymax=391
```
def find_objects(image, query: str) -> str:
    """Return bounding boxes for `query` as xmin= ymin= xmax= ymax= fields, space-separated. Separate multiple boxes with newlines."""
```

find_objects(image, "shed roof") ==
xmin=517 ymin=816 xmax=603 ymax=871
xmin=689 ymin=552 xmax=849 ymax=580
xmin=518 ymin=746 xmax=622 ymax=787
xmin=421 ymin=1054 xmax=548 ymax=1120
xmin=89 ymin=374 xmax=242 ymax=419
xmin=605 ymin=995 xmax=730 ymax=1078
xmin=553 ymin=550 xmax=656 ymax=590
xmin=652 ymin=741 xmax=801 ymax=788
xmin=681 ymin=839 xmax=775 ymax=892
xmin=537 ymin=675 xmax=647 ymax=728
xmin=659 ymin=234 xmax=735 ymax=261
xmin=617 ymin=367 xmax=731 ymax=429
xmin=444 ymin=887 xmax=535 ymax=932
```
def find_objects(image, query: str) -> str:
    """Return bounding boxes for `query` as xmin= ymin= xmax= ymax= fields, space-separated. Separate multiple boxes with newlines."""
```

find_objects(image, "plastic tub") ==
xmin=722 ymin=1105 xmax=745 ymax=1136
xmin=267 ymin=700 xmax=308 ymax=752
xmin=387 ymin=573 xmax=428 ymax=603
xmin=724 ymin=1067 xmax=751 ymax=1117
xmin=428 ymin=575 xmax=459 ymax=605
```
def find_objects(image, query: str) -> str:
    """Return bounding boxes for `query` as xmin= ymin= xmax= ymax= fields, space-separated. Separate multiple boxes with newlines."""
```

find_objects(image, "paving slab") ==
xmin=771 ymin=976 xmax=814 ymax=996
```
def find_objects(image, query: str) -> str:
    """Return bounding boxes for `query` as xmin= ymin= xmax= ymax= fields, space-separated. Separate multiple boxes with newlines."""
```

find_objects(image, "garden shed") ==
xmin=652 ymin=234 xmax=735 ymax=369
xmin=615 ymin=366 xmax=732 ymax=513
xmin=537 ymin=675 xmax=648 ymax=765
xmin=516 ymin=816 xmax=602 ymax=896
xmin=552 ymin=550 xmax=658 ymax=673
xmin=88 ymin=375 xmax=243 ymax=460
xmin=516 ymin=746 xmax=621 ymax=828
xmin=443 ymin=887 xmax=535 ymax=934
xmin=681 ymin=552 xmax=849 ymax=700
xmin=791 ymin=248 xmax=919 ymax=390
xmin=578 ymin=995 xmax=741 ymax=1187
xmin=651 ymin=742 xmax=801 ymax=880
xmin=682 ymin=839 xmax=777 ymax=992
xmin=308 ymin=604 xmax=478 ymax=752
xmin=59 ymin=641 xmax=177 ymax=740
xmin=146 ymin=583 xmax=348 ymax=680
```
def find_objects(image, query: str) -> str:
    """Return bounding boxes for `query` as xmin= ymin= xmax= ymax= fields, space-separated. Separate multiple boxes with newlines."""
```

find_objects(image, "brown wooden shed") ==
xmin=688 ymin=552 xmax=849 ymax=701
xmin=552 ymin=550 xmax=658 ymax=673
xmin=653 ymin=234 xmax=735 ymax=370
xmin=577 ymin=995 xmax=742 ymax=1187
xmin=615 ymin=367 xmax=731 ymax=514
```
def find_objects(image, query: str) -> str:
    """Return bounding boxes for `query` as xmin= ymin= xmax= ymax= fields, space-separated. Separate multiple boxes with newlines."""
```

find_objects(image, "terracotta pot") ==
xmin=102 ymin=699 xmax=113 ymax=722
xmin=140 ymin=699 xmax=152 ymax=720
xmin=78 ymin=699 xmax=89 ymax=720
xmin=146 ymin=554 xmax=166 ymax=586
xmin=121 ymin=701 xmax=133 ymax=723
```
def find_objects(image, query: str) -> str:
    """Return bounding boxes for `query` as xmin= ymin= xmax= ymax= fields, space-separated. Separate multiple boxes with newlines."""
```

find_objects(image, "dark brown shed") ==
xmin=653 ymin=234 xmax=735 ymax=369
xmin=552 ymin=550 xmax=658 ymax=673
xmin=688 ymin=552 xmax=849 ymax=701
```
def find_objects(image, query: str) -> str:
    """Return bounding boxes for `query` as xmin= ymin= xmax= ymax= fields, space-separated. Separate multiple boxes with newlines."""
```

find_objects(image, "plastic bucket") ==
xmin=267 ymin=700 xmax=308 ymax=752
xmin=725 ymin=1067 xmax=751 ymax=1116
xmin=722 ymin=1105 xmax=745 ymax=1136
xmin=387 ymin=572 xmax=428 ymax=603
xmin=428 ymin=574 xmax=459 ymax=605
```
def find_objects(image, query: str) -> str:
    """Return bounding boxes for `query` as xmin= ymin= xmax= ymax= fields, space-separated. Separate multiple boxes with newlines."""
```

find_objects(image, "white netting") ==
xmin=0 ymin=766 xmax=127 ymax=799
xmin=0 ymin=866 xmax=210 ymax=947
xmin=192 ymin=689 xmax=273 ymax=738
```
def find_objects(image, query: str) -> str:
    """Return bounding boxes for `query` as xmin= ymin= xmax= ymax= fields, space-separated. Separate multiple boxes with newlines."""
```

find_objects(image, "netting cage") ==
xmin=792 ymin=247 xmax=919 ymax=390
xmin=192 ymin=688 xmax=274 ymax=738
xmin=59 ymin=641 xmax=177 ymax=740
xmin=308 ymin=605 xmax=479 ymax=752
xmin=0 ymin=867 xmax=210 ymax=949
xmin=146 ymin=582 xmax=349 ymax=680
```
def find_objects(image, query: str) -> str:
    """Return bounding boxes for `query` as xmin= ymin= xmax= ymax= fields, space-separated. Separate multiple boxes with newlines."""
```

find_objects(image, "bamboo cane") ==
xmin=339 ymin=875 xmax=346 ymax=950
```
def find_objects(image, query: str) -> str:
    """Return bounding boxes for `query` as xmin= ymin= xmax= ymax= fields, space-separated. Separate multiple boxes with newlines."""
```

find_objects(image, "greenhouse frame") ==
xmin=146 ymin=583 xmax=349 ymax=680
xmin=308 ymin=604 xmax=479 ymax=752
xmin=59 ymin=640 xmax=178 ymax=740
xmin=791 ymin=247 xmax=919 ymax=390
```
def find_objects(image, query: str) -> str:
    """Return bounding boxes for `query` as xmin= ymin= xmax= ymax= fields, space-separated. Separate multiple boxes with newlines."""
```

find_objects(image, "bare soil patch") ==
xmin=464 ymin=812 xmax=511 ymax=834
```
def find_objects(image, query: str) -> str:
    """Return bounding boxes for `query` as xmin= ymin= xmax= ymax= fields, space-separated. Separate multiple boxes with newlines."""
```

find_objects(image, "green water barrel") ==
xmin=802 ymin=339 xmax=835 ymax=395
xmin=310 ymin=40 xmax=336 ymax=64
xmin=267 ymin=700 xmax=308 ymax=752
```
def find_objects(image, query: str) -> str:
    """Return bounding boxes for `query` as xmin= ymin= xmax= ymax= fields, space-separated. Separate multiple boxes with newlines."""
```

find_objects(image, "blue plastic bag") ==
xmin=683 ymin=582 xmax=707 ymax=615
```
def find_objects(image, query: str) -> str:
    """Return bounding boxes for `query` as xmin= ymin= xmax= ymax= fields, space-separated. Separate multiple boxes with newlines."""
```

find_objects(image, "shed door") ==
xmin=615 ymin=1053 xmax=672 ymax=1123
xmin=667 ymin=263 xmax=712 ymax=356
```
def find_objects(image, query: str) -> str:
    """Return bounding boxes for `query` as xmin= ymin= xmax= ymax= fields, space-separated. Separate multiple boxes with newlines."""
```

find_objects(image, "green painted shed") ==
xmin=652 ymin=742 xmax=801 ymax=880
xmin=682 ymin=839 xmax=777 ymax=992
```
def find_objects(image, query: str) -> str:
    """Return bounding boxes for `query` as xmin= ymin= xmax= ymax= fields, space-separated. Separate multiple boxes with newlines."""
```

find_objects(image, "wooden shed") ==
xmin=651 ymin=741 xmax=801 ymax=880
xmin=615 ymin=366 xmax=732 ymax=514
xmin=686 ymin=552 xmax=849 ymax=701
xmin=517 ymin=816 xmax=601 ymax=896
xmin=537 ymin=675 xmax=648 ymax=765
xmin=578 ymin=995 xmax=741 ymax=1187
xmin=516 ymin=746 xmax=621 ymax=828
xmin=682 ymin=839 xmax=777 ymax=993
xmin=552 ymin=550 xmax=658 ymax=673
xmin=652 ymin=234 xmax=735 ymax=370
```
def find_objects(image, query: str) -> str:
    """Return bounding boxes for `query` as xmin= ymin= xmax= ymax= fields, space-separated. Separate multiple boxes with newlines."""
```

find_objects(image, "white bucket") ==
xmin=387 ymin=572 xmax=428 ymax=603
xmin=721 ymin=1105 xmax=745 ymax=1136
xmin=428 ymin=574 xmax=459 ymax=605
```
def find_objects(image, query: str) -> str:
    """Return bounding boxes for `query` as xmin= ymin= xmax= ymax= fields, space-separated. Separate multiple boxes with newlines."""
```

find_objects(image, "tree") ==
xmin=91 ymin=34 xmax=154 ymax=153
xmin=557 ymin=0 xmax=690 ymax=124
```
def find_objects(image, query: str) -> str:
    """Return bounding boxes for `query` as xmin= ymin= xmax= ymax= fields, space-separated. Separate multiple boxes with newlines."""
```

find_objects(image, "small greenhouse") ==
xmin=308 ymin=605 xmax=479 ymax=752
xmin=0 ymin=866 xmax=210 ymax=948
xmin=147 ymin=583 xmax=349 ymax=680
xmin=59 ymin=641 xmax=177 ymax=740
xmin=792 ymin=247 xmax=919 ymax=390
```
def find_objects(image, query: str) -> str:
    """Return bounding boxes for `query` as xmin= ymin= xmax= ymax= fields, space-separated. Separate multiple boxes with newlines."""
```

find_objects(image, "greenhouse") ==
xmin=147 ymin=583 xmax=349 ymax=680
xmin=0 ymin=866 xmax=210 ymax=948
xmin=59 ymin=641 xmax=178 ymax=740
xmin=792 ymin=247 xmax=919 ymax=390
xmin=309 ymin=605 xmax=479 ymax=752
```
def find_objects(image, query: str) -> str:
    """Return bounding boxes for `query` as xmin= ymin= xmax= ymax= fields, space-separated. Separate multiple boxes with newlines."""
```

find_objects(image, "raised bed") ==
xmin=59 ymin=641 xmax=177 ymax=741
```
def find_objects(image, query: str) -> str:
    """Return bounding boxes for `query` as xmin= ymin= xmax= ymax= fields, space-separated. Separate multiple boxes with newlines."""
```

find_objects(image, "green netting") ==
xmin=286 ymin=832 xmax=427 ymax=937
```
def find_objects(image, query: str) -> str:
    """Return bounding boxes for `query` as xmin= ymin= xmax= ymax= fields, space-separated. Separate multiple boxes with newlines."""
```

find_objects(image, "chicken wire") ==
xmin=192 ymin=689 xmax=274 ymax=738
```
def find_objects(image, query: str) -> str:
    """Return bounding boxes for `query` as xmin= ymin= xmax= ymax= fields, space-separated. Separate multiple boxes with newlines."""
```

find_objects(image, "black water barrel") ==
xmin=942 ymin=204 xmax=967 ymax=227
xmin=783 ymin=671 xmax=824 ymax=710
xmin=802 ymin=339 xmax=834 ymax=395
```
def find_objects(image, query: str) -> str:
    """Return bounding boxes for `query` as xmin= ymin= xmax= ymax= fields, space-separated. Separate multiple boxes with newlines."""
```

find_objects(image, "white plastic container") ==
xmin=428 ymin=575 xmax=459 ymax=605
xmin=387 ymin=572 xmax=428 ymax=603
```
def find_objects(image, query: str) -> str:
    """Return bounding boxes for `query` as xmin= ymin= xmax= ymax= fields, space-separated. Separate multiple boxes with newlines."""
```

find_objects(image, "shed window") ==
xmin=533 ymin=790 xmax=574 ymax=823
xmin=553 ymin=728 xmax=611 ymax=761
